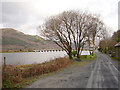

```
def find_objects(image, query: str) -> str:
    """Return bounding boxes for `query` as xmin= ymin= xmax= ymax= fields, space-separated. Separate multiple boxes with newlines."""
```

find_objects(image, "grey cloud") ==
xmin=1 ymin=2 xmax=44 ymax=34
xmin=1 ymin=0 xmax=118 ymax=35
xmin=2 ymin=2 xmax=30 ymax=27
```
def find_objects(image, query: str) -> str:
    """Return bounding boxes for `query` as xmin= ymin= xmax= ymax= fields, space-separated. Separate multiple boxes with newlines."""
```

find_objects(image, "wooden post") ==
xmin=4 ymin=57 xmax=6 ymax=67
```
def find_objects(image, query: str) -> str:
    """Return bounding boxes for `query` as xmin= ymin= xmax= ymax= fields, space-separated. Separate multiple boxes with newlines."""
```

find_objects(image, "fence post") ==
xmin=4 ymin=57 xmax=6 ymax=67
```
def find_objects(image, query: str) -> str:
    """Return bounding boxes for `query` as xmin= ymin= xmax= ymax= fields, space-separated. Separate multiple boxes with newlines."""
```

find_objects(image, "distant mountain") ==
xmin=1 ymin=28 xmax=60 ymax=52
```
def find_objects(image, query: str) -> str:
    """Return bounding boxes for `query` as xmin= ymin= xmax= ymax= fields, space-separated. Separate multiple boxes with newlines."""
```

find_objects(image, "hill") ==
xmin=1 ymin=28 xmax=60 ymax=52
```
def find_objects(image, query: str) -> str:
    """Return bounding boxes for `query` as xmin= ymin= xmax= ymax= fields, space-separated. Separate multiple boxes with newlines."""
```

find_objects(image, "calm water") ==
xmin=2 ymin=51 xmax=90 ymax=65
xmin=2 ymin=51 xmax=67 ymax=65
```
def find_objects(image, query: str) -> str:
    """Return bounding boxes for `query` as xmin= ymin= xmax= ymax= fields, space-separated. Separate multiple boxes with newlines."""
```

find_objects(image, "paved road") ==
xmin=86 ymin=51 xmax=119 ymax=88
xmin=26 ymin=51 xmax=119 ymax=88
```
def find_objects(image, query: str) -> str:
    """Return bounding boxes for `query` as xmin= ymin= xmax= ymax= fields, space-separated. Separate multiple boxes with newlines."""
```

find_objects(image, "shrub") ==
xmin=72 ymin=50 xmax=77 ymax=57
xmin=2 ymin=58 xmax=72 ymax=88
xmin=80 ymin=55 xmax=87 ymax=58
xmin=98 ymin=48 xmax=102 ymax=52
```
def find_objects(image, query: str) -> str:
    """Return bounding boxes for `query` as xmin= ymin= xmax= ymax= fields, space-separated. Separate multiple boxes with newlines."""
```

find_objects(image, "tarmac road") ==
xmin=26 ymin=51 xmax=119 ymax=88
xmin=86 ymin=51 xmax=119 ymax=88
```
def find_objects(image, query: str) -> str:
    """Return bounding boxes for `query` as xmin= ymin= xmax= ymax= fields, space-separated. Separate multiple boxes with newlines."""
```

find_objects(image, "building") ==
xmin=115 ymin=42 xmax=120 ymax=60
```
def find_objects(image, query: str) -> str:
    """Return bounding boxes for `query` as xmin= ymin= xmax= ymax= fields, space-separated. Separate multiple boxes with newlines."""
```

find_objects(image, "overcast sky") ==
xmin=0 ymin=0 xmax=119 ymax=35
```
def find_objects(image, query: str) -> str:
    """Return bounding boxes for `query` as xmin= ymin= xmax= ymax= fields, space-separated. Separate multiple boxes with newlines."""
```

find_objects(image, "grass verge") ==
xmin=103 ymin=52 xmax=120 ymax=64
xmin=109 ymin=55 xmax=120 ymax=63
xmin=73 ymin=53 xmax=97 ymax=60
xmin=2 ymin=57 xmax=72 ymax=89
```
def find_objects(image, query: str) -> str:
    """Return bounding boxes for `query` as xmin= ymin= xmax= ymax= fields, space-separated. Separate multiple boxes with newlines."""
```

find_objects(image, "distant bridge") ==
xmin=33 ymin=49 xmax=64 ymax=52
xmin=33 ymin=48 xmax=91 ymax=52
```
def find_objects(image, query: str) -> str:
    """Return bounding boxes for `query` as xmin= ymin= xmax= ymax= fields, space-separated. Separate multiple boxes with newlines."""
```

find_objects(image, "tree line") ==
xmin=39 ymin=10 xmax=106 ymax=59
xmin=99 ymin=29 xmax=120 ymax=55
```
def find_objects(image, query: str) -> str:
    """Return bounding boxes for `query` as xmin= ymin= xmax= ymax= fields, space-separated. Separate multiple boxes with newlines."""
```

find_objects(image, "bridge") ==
xmin=33 ymin=49 xmax=64 ymax=52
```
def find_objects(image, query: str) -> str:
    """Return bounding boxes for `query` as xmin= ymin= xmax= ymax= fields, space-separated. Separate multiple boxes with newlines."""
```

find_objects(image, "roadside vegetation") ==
xmin=73 ymin=53 xmax=97 ymax=60
xmin=2 ymin=58 xmax=72 ymax=88
xmin=98 ymin=29 xmax=120 ymax=61
xmin=1 ymin=51 xmax=33 ymax=53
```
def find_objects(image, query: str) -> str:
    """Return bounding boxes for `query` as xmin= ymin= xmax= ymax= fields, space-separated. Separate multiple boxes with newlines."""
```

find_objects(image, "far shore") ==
xmin=1 ymin=49 xmax=89 ymax=53
xmin=1 ymin=51 xmax=34 ymax=53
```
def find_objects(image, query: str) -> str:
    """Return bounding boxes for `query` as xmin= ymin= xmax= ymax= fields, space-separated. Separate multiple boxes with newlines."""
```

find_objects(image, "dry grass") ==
xmin=2 ymin=58 xmax=72 ymax=88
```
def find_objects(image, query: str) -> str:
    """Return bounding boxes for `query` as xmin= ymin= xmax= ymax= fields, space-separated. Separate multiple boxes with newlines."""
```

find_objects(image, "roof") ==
xmin=115 ymin=42 xmax=120 ymax=47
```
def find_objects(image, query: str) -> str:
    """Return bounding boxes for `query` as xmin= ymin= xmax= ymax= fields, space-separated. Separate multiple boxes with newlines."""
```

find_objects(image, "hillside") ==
xmin=1 ymin=28 xmax=60 ymax=52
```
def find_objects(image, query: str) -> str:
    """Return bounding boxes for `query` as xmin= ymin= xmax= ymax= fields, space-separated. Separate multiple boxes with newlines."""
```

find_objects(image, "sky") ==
xmin=0 ymin=0 xmax=119 ymax=35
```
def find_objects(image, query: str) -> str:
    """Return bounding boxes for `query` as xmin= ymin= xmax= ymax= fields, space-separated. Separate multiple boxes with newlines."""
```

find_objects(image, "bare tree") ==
xmin=39 ymin=10 xmax=105 ymax=59
xmin=99 ymin=28 xmax=118 ymax=54
xmin=66 ymin=12 xmax=94 ymax=58
xmin=39 ymin=12 xmax=73 ymax=59
xmin=86 ymin=16 xmax=105 ymax=55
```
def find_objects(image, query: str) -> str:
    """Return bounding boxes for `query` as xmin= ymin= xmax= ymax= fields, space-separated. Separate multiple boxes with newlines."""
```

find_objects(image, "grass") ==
xmin=73 ymin=53 xmax=97 ymax=60
xmin=118 ymin=61 xmax=120 ymax=63
xmin=108 ymin=55 xmax=120 ymax=63
xmin=102 ymin=52 xmax=120 ymax=64
xmin=1 ymin=51 xmax=33 ymax=53
xmin=2 ymin=57 xmax=72 ymax=89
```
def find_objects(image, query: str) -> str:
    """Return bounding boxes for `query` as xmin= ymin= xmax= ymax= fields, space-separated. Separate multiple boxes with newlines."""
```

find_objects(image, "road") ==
xmin=26 ymin=51 xmax=119 ymax=88
xmin=86 ymin=51 xmax=119 ymax=88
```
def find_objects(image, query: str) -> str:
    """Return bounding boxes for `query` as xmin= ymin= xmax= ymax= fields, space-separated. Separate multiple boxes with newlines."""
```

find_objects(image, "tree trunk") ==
xmin=68 ymin=52 xmax=72 ymax=59
xmin=91 ymin=50 xmax=94 ymax=56
xmin=73 ymin=54 xmax=75 ymax=57
xmin=92 ymin=41 xmax=95 ymax=56
xmin=89 ymin=48 xmax=92 ymax=55
xmin=88 ymin=36 xmax=92 ymax=55
xmin=77 ymin=54 xmax=80 ymax=58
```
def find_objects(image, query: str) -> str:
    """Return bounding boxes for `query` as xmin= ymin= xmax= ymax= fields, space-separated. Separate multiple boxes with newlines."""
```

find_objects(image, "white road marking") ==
xmin=86 ymin=53 xmax=100 ymax=88
xmin=86 ymin=59 xmax=97 ymax=88
xmin=86 ymin=52 xmax=118 ymax=88
xmin=101 ymin=74 xmax=104 ymax=88
xmin=105 ymin=58 xmax=118 ymax=83
xmin=109 ymin=61 xmax=119 ymax=72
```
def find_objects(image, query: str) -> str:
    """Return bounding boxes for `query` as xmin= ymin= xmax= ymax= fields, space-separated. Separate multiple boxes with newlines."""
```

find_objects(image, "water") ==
xmin=2 ymin=51 xmax=90 ymax=65
xmin=2 ymin=51 xmax=67 ymax=65
xmin=81 ymin=51 xmax=90 ymax=55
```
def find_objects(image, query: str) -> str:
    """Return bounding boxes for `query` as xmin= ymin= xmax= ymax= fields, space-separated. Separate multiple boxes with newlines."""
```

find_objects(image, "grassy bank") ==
xmin=1 ymin=51 xmax=33 ymax=53
xmin=101 ymin=52 xmax=120 ymax=63
xmin=73 ymin=53 xmax=97 ymax=60
xmin=2 ymin=58 xmax=72 ymax=88
xmin=108 ymin=55 xmax=120 ymax=63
